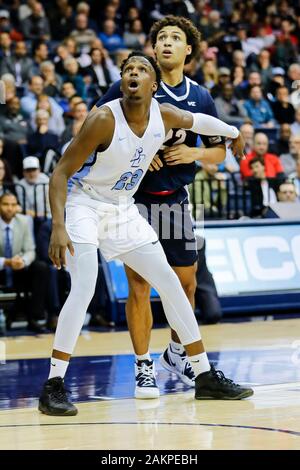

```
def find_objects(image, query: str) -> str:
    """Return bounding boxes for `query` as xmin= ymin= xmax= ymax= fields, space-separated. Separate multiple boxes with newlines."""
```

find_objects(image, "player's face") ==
xmin=121 ymin=57 xmax=158 ymax=101
xmin=154 ymin=26 xmax=192 ymax=70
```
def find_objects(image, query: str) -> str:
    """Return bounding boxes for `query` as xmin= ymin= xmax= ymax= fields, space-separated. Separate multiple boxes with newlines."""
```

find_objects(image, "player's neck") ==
xmin=121 ymin=99 xmax=150 ymax=127
xmin=161 ymin=67 xmax=184 ymax=87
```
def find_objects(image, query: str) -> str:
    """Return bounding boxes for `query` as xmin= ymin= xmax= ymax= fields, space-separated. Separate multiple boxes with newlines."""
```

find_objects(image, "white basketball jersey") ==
xmin=67 ymin=98 xmax=165 ymax=205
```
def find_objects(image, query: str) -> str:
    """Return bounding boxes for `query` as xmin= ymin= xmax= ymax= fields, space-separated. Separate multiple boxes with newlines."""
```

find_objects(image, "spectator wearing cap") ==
xmin=0 ymin=41 xmax=33 ymax=87
xmin=244 ymin=85 xmax=275 ymax=128
xmin=214 ymin=83 xmax=248 ymax=126
xmin=280 ymin=134 xmax=300 ymax=176
xmin=0 ymin=192 xmax=49 ymax=333
xmin=16 ymin=156 xmax=50 ymax=218
xmin=240 ymin=132 xmax=285 ymax=180
xmin=22 ymin=2 xmax=51 ymax=41
xmin=211 ymin=67 xmax=231 ymax=98
xmin=271 ymin=86 xmax=295 ymax=124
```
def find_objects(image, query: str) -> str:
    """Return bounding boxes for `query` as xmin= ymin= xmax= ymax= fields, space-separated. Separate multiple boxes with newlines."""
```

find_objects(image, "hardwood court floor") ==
xmin=0 ymin=319 xmax=300 ymax=450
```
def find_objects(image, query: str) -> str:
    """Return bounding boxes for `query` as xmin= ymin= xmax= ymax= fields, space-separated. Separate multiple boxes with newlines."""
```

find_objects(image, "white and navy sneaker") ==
xmin=159 ymin=345 xmax=195 ymax=387
xmin=135 ymin=359 xmax=160 ymax=399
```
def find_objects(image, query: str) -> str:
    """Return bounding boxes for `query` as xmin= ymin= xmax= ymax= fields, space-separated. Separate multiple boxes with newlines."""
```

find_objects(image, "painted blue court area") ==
xmin=1 ymin=347 xmax=300 ymax=410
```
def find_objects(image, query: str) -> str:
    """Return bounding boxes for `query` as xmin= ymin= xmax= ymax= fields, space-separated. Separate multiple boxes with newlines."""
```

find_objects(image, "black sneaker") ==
xmin=38 ymin=377 xmax=78 ymax=416
xmin=195 ymin=365 xmax=254 ymax=400
xmin=135 ymin=360 xmax=160 ymax=399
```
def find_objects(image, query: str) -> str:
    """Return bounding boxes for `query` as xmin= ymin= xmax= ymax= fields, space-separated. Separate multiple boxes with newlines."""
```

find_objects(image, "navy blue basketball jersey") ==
xmin=96 ymin=77 xmax=225 ymax=193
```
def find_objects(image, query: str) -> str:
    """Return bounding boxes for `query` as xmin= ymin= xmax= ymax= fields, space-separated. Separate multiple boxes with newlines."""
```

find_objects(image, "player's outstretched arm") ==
xmin=160 ymin=103 xmax=245 ymax=159
xmin=48 ymin=107 xmax=114 ymax=270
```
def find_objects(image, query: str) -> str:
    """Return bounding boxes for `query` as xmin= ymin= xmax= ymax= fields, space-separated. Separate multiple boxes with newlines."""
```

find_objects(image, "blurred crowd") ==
xmin=0 ymin=0 xmax=300 ymax=331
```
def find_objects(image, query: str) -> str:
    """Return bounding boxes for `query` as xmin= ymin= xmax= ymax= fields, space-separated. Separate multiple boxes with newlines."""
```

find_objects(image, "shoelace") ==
xmin=49 ymin=381 xmax=71 ymax=403
xmin=136 ymin=363 xmax=156 ymax=387
xmin=210 ymin=365 xmax=239 ymax=387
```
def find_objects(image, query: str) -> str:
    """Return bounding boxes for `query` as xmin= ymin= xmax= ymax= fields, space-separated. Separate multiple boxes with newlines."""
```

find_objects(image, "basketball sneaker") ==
xmin=159 ymin=345 xmax=195 ymax=387
xmin=195 ymin=365 xmax=254 ymax=400
xmin=135 ymin=359 xmax=160 ymax=399
xmin=38 ymin=377 xmax=78 ymax=416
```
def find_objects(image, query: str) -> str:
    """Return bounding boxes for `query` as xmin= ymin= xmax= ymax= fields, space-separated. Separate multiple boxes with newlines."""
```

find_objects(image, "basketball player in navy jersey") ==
xmin=94 ymin=17 xmax=235 ymax=397
xmin=38 ymin=53 xmax=251 ymax=416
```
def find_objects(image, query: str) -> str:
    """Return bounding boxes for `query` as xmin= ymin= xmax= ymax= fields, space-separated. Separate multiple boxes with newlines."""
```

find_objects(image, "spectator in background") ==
xmin=30 ymin=94 xmax=65 ymax=137
xmin=0 ymin=96 xmax=29 ymax=144
xmin=63 ymin=57 xmax=86 ymax=99
xmin=211 ymin=67 xmax=231 ymax=98
xmin=76 ymin=1 xmax=98 ymax=33
xmin=16 ymin=156 xmax=50 ymax=218
xmin=0 ymin=157 xmax=14 ymax=196
xmin=48 ymin=0 xmax=74 ymax=41
xmin=70 ymin=13 xmax=97 ymax=52
xmin=202 ymin=59 xmax=218 ymax=91
xmin=240 ymin=123 xmax=255 ymax=155
xmin=99 ymin=19 xmax=126 ymax=54
xmin=274 ymin=123 xmax=292 ymax=155
xmin=40 ymin=61 xmax=63 ymax=98
xmin=271 ymin=86 xmax=295 ymax=124
xmin=244 ymin=85 xmax=275 ymax=128
xmin=53 ymin=44 xmax=72 ymax=76
xmin=277 ymin=181 xmax=298 ymax=203
xmin=0 ymin=31 xmax=12 ymax=58
xmin=274 ymin=19 xmax=298 ymax=70
xmin=290 ymin=82 xmax=300 ymax=111
xmin=247 ymin=157 xmax=278 ymax=217
xmin=290 ymin=156 xmax=300 ymax=197
xmin=22 ymin=1 xmax=51 ymax=41
xmin=232 ymin=65 xmax=247 ymax=89
xmin=250 ymin=49 xmax=273 ymax=89
xmin=241 ymin=132 xmax=285 ymax=180
xmin=60 ymin=101 xmax=88 ymax=147
xmin=232 ymin=50 xmax=246 ymax=69
xmin=280 ymin=134 xmax=300 ymax=176
xmin=32 ymin=41 xmax=49 ymax=75
xmin=215 ymin=83 xmax=248 ymax=126
xmin=287 ymin=63 xmax=300 ymax=93
xmin=58 ymin=82 xmax=77 ymax=114
xmin=27 ymin=109 xmax=60 ymax=161
xmin=124 ymin=19 xmax=146 ymax=50
xmin=291 ymin=107 xmax=300 ymax=136
xmin=0 ymin=41 xmax=33 ymax=87
xmin=0 ymin=137 xmax=23 ymax=180
xmin=21 ymin=75 xmax=64 ymax=119
xmin=81 ymin=47 xmax=119 ymax=96
xmin=0 ymin=192 xmax=49 ymax=333
xmin=235 ymin=71 xmax=262 ymax=100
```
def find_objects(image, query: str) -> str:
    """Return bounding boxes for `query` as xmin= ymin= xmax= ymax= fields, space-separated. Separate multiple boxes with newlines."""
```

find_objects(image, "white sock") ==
xmin=170 ymin=340 xmax=185 ymax=354
xmin=135 ymin=352 xmax=151 ymax=362
xmin=48 ymin=357 xmax=69 ymax=379
xmin=189 ymin=352 xmax=211 ymax=377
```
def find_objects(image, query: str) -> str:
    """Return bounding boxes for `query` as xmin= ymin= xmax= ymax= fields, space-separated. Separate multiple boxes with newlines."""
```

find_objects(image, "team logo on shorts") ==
xmin=130 ymin=147 xmax=146 ymax=167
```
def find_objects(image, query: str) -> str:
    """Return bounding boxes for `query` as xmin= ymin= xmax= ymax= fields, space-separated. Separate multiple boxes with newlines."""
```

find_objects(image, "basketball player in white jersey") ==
xmin=38 ymin=53 xmax=253 ymax=416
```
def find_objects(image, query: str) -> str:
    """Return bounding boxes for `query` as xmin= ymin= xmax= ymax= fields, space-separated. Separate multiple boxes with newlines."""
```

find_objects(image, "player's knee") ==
xmin=181 ymin=278 xmax=197 ymax=299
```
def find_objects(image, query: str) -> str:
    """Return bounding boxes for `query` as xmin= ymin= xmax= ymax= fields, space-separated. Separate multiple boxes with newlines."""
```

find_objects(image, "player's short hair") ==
xmin=120 ymin=51 xmax=161 ymax=85
xmin=149 ymin=15 xmax=201 ymax=64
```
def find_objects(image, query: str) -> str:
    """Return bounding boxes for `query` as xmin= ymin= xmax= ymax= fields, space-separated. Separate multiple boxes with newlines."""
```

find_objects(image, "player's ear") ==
xmin=152 ymin=81 xmax=158 ymax=94
xmin=186 ymin=45 xmax=192 ymax=57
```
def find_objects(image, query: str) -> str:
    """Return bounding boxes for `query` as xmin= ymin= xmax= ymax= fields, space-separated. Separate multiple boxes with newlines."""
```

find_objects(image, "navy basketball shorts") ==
xmin=134 ymin=188 xmax=198 ymax=267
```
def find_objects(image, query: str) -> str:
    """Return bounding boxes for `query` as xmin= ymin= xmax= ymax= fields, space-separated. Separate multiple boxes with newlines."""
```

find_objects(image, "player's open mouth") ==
xmin=128 ymin=80 xmax=139 ymax=91
xmin=162 ymin=50 xmax=172 ymax=56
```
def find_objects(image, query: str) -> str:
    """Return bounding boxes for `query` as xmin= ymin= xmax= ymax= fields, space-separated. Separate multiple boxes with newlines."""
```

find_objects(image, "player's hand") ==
xmin=149 ymin=154 xmax=164 ymax=171
xmin=229 ymin=133 xmax=245 ymax=160
xmin=164 ymin=144 xmax=195 ymax=165
xmin=49 ymin=225 xmax=74 ymax=270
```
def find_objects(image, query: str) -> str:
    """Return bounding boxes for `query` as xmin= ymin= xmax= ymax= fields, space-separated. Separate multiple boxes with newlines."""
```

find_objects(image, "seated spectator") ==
xmin=265 ymin=67 xmax=286 ymax=101
xmin=0 ymin=31 xmax=12 ymax=59
xmin=124 ymin=19 xmax=146 ymax=50
xmin=289 ymin=82 xmax=300 ymax=111
xmin=70 ymin=13 xmax=97 ymax=52
xmin=240 ymin=123 xmax=254 ymax=155
xmin=271 ymin=86 xmax=295 ymax=124
xmin=21 ymin=75 xmax=64 ymax=120
xmin=0 ymin=137 xmax=24 ymax=180
xmin=247 ymin=157 xmax=278 ymax=217
xmin=15 ymin=156 xmax=50 ymax=218
xmin=31 ymin=41 xmax=49 ymax=76
xmin=48 ymin=0 xmax=74 ymax=41
xmin=0 ymin=96 xmax=29 ymax=144
xmin=240 ymin=132 xmax=285 ymax=180
xmin=0 ymin=41 xmax=33 ymax=87
xmin=53 ymin=44 xmax=72 ymax=76
xmin=235 ymin=71 xmax=262 ymax=100
xmin=211 ymin=67 xmax=231 ymax=98
xmin=63 ymin=95 xmax=84 ymax=125
xmin=277 ymin=181 xmax=298 ymax=203
xmin=202 ymin=59 xmax=219 ymax=92
xmin=0 ymin=192 xmax=49 ymax=333
xmin=0 ymin=157 xmax=14 ymax=196
xmin=30 ymin=94 xmax=65 ymax=137
xmin=250 ymin=49 xmax=273 ymax=89
xmin=214 ymin=83 xmax=248 ymax=126
xmin=81 ymin=47 xmax=120 ymax=96
xmin=60 ymin=101 xmax=88 ymax=146
xmin=287 ymin=63 xmax=300 ymax=93
xmin=40 ymin=61 xmax=63 ymax=98
xmin=244 ymin=85 xmax=275 ymax=128
xmin=22 ymin=2 xmax=51 ymax=41
xmin=291 ymin=107 xmax=300 ymax=136
xmin=280 ymin=135 xmax=300 ymax=176
xmin=232 ymin=65 xmax=247 ymax=89
xmin=76 ymin=1 xmax=98 ymax=33
xmin=27 ymin=109 xmax=60 ymax=160
xmin=99 ymin=19 xmax=126 ymax=54
xmin=58 ymin=82 xmax=77 ymax=114
xmin=290 ymin=157 xmax=300 ymax=197
xmin=63 ymin=57 xmax=86 ymax=99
